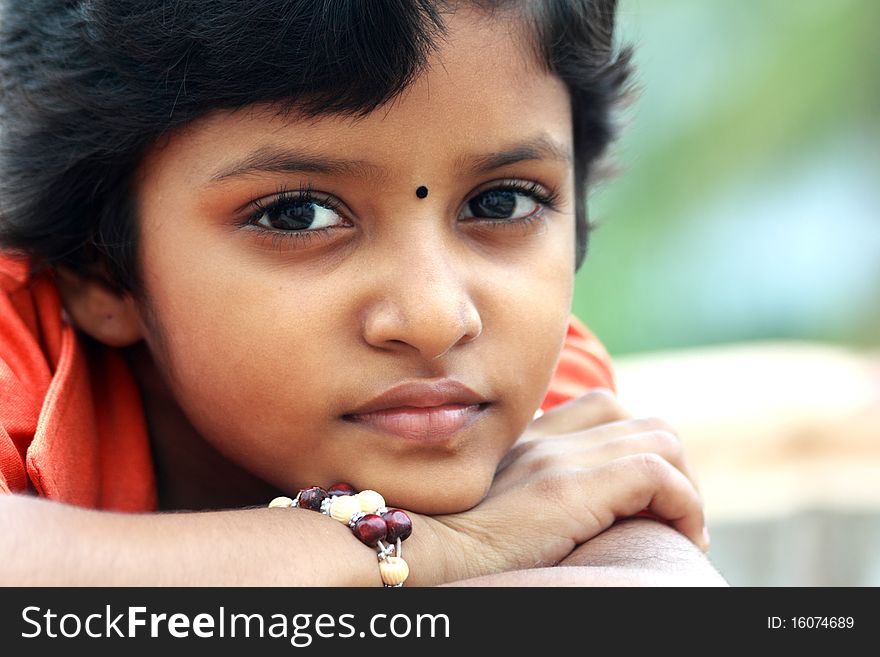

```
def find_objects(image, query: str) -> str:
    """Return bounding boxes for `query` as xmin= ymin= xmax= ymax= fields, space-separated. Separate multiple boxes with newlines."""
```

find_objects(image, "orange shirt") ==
xmin=0 ymin=253 xmax=615 ymax=511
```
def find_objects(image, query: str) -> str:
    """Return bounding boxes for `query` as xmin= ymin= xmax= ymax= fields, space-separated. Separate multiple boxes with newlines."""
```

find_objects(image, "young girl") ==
xmin=0 ymin=0 xmax=720 ymax=585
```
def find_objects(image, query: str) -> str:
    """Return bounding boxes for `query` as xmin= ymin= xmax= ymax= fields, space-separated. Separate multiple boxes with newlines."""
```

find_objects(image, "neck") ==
xmin=122 ymin=342 xmax=283 ymax=511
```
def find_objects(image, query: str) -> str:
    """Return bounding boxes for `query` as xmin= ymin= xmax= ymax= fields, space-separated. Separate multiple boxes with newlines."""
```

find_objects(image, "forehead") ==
xmin=140 ymin=9 xmax=572 ymax=184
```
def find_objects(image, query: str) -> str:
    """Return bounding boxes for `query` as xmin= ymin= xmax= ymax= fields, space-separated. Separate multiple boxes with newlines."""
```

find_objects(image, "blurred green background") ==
xmin=573 ymin=0 xmax=880 ymax=355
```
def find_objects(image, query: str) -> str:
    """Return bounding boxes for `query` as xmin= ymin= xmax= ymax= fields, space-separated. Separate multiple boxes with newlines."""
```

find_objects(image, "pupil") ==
xmin=270 ymin=202 xmax=314 ymax=230
xmin=470 ymin=190 xmax=515 ymax=219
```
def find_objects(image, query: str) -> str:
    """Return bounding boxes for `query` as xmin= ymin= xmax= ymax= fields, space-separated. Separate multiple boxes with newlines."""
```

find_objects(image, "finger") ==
xmin=580 ymin=429 xmax=698 ymax=494
xmin=529 ymin=388 xmax=630 ymax=437
xmin=578 ymin=416 xmax=702 ymax=494
xmin=504 ymin=418 xmax=701 ymax=494
xmin=576 ymin=454 xmax=708 ymax=552
xmin=552 ymin=415 xmax=679 ymax=446
xmin=472 ymin=455 xmax=707 ymax=571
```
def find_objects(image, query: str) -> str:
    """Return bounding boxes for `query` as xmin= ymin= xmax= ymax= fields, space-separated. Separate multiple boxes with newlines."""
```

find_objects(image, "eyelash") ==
xmin=501 ymin=180 xmax=559 ymax=208
xmin=242 ymin=180 xmax=561 ymax=248
xmin=243 ymin=184 xmax=341 ymax=248
xmin=251 ymin=183 xmax=343 ymax=216
xmin=474 ymin=180 xmax=559 ymax=232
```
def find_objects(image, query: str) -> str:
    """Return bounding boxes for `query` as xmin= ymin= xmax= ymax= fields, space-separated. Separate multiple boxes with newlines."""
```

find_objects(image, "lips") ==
xmin=342 ymin=379 xmax=490 ymax=442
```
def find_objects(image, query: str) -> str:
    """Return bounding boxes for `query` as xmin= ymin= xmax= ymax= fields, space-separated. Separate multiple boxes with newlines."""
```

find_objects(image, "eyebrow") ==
xmin=459 ymin=135 xmax=574 ymax=174
xmin=208 ymin=146 xmax=386 ymax=184
xmin=207 ymin=134 xmax=573 ymax=184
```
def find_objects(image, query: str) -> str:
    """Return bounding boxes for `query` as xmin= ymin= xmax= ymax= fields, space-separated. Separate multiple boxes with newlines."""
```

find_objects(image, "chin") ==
xmin=380 ymin=469 xmax=494 ymax=515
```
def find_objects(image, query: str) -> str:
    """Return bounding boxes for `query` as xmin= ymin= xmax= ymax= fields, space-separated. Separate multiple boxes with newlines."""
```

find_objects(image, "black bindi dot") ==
xmin=415 ymin=185 xmax=428 ymax=199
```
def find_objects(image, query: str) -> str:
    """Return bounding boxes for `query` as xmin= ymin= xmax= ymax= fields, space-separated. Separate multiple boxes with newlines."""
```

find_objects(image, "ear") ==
xmin=54 ymin=268 xmax=144 ymax=347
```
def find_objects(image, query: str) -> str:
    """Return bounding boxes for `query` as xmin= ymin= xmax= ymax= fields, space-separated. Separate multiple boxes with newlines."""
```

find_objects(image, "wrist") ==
xmin=269 ymin=484 xmax=414 ymax=586
xmin=403 ymin=513 xmax=494 ymax=585
xmin=401 ymin=514 xmax=457 ymax=586
xmin=260 ymin=507 xmax=383 ymax=586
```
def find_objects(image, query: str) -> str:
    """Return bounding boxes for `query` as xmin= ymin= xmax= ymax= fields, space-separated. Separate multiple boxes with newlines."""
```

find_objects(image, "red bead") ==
xmin=353 ymin=514 xmax=387 ymax=547
xmin=327 ymin=482 xmax=357 ymax=497
xmin=297 ymin=486 xmax=327 ymax=512
xmin=381 ymin=509 xmax=412 ymax=543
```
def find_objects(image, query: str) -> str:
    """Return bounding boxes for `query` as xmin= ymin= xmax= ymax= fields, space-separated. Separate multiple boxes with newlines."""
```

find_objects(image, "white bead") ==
xmin=268 ymin=496 xmax=294 ymax=508
xmin=355 ymin=490 xmax=386 ymax=514
xmin=379 ymin=556 xmax=409 ymax=586
xmin=329 ymin=495 xmax=361 ymax=524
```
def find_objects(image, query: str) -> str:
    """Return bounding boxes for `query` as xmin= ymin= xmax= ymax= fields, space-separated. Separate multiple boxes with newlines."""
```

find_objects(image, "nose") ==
xmin=361 ymin=242 xmax=483 ymax=361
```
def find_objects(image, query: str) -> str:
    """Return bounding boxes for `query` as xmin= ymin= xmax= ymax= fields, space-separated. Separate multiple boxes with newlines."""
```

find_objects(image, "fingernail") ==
xmin=701 ymin=526 xmax=711 ymax=552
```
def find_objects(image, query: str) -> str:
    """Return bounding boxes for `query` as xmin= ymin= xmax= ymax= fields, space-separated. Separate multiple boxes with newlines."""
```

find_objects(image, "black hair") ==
xmin=0 ymin=0 xmax=631 ymax=293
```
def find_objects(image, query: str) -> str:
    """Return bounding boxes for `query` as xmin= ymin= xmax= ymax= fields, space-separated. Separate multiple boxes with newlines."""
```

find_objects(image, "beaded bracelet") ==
xmin=269 ymin=482 xmax=413 ymax=587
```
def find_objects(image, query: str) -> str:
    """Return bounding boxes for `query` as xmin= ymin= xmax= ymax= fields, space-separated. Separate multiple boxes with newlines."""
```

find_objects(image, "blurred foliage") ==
xmin=573 ymin=0 xmax=880 ymax=355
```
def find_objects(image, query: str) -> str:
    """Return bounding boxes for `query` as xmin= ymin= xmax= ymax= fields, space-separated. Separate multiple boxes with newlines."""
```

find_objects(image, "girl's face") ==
xmin=132 ymin=10 xmax=576 ymax=513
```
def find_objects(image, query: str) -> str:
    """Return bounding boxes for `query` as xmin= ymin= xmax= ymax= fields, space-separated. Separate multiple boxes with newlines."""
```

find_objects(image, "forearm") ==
xmin=440 ymin=566 xmax=692 ymax=586
xmin=0 ymin=495 xmax=447 ymax=586
xmin=445 ymin=519 xmax=727 ymax=586
xmin=558 ymin=518 xmax=727 ymax=585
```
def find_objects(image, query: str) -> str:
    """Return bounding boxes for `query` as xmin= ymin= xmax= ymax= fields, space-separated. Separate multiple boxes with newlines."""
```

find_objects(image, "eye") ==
xmin=251 ymin=189 xmax=344 ymax=232
xmin=460 ymin=182 xmax=557 ymax=222
xmin=462 ymin=189 xmax=537 ymax=220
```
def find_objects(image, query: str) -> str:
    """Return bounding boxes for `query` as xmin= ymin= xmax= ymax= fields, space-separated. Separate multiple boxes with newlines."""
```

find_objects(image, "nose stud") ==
xmin=415 ymin=185 xmax=428 ymax=199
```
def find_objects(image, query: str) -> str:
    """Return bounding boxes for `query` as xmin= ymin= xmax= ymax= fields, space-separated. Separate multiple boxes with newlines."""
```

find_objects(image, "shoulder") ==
xmin=0 ymin=251 xmax=36 ymax=292
xmin=542 ymin=315 xmax=617 ymax=412
xmin=0 ymin=252 xmax=66 ymax=494
xmin=0 ymin=252 xmax=66 ymax=372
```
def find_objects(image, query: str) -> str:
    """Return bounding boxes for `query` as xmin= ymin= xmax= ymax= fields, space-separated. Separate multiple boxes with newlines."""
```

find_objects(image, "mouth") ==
xmin=341 ymin=379 xmax=491 ymax=443
xmin=342 ymin=402 xmax=491 ymax=442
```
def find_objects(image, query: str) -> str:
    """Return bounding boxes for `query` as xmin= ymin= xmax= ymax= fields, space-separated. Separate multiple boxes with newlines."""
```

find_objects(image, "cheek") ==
xmin=475 ymin=218 xmax=576 ymax=452
xmin=138 ymin=245 xmax=343 ymax=468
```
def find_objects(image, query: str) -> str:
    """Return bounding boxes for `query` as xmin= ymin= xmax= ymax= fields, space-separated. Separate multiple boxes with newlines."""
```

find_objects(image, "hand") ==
xmin=497 ymin=388 xmax=701 ymax=496
xmin=421 ymin=389 xmax=707 ymax=581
